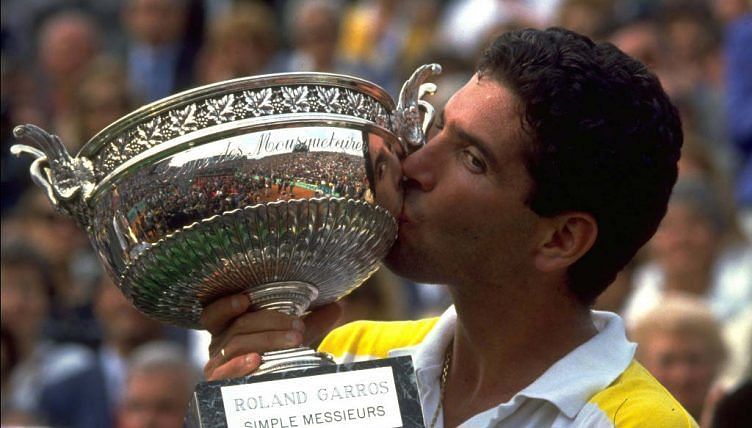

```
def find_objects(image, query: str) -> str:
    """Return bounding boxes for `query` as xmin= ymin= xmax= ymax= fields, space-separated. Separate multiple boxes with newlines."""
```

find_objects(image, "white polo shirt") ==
xmin=319 ymin=306 xmax=697 ymax=427
xmin=390 ymin=307 xmax=636 ymax=427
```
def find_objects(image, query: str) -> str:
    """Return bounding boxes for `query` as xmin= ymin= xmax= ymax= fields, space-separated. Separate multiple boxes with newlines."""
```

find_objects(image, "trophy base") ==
xmin=187 ymin=356 xmax=425 ymax=428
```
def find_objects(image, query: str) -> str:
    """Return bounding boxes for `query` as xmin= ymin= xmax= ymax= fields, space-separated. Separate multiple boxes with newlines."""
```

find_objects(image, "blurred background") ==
xmin=1 ymin=0 xmax=750 ymax=427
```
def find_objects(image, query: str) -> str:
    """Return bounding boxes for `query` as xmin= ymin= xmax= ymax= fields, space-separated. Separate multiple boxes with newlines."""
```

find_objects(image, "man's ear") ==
xmin=534 ymin=212 xmax=598 ymax=272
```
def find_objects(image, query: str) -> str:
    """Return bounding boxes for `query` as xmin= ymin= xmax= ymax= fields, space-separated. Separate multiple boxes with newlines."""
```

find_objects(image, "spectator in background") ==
xmin=721 ymin=4 xmax=752 ymax=236
xmin=122 ymin=0 xmax=196 ymax=102
xmin=117 ymin=341 xmax=199 ymax=428
xmin=282 ymin=0 xmax=385 ymax=88
xmin=0 ymin=242 xmax=93 ymax=415
xmin=556 ymin=0 xmax=615 ymax=39
xmin=197 ymin=1 xmax=279 ymax=84
xmin=35 ymin=10 xmax=102 ymax=148
xmin=395 ymin=0 xmax=442 ymax=80
xmin=678 ymin=136 xmax=744 ymax=242
xmin=69 ymin=57 xmax=135 ymax=150
xmin=339 ymin=0 xmax=439 ymax=93
xmin=713 ymin=0 xmax=749 ymax=24
xmin=624 ymin=176 xmax=752 ymax=326
xmin=630 ymin=295 xmax=727 ymax=424
xmin=664 ymin=4 xmax=728 ymax=159
xmin=38 ymin=276 xmax=167 ymax=428
xmin=278 ymin=3 xmax=329 ymax=74
xmin=660 ymin=2 xmax=722 ymax=97
xmin=609 ymin=18 xmax=663 ymax=71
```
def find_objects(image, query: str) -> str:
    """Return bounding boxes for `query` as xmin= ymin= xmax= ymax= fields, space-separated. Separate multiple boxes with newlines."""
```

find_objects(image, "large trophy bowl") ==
xmin=12 ymin=65 xmax=441 ymax=376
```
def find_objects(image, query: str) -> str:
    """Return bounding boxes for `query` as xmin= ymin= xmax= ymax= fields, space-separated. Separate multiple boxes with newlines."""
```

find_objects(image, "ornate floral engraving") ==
xmin=205 ymin=94 xmax=237 ymax=123
xmin=243 ymin=88 xmax=275 ymax=117
xmin=91 ymin=84 xmax=393 ymax=179
xmin=317 ymin=87 xmax=342 ymax=114
xmin=168 ymin=104 xmax=199 ymax=134
xmin=371 ymin=102 xmax=389 ymax=128
xmin=345 ymin=90 xmax=367 ymax=117
xmin=281 ymin=86 xmax=310 ymax=113
xmin=135 ymin=117 xmax=164 ymax=146
xmin=97 ymin=136 xmax=125 ymax=179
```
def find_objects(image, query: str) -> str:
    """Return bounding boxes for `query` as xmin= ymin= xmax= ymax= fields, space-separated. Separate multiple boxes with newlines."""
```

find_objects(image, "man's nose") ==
xmin=401 ymin=141 xmax=438 ymax=192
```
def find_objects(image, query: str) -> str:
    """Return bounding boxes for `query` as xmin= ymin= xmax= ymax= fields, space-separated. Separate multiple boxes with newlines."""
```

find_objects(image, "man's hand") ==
xmin=200 ymin=293 xmax=343 ymax=381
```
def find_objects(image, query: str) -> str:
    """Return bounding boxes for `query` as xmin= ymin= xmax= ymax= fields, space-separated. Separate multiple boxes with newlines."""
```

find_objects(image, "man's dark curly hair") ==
xmin=478 ymin=28 xmax=682 ymax=304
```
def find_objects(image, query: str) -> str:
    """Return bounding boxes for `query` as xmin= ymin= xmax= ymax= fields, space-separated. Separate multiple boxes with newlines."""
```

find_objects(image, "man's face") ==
xmin=39 ymin=17 xmax=97 ymax=78
xmin=118 ymin=368 xmax=191 ymax=428
xmin=125 ymin=0 xmax=186 ymax=46
xmin=385 ymin=75 xmax=541 ymax=286
xmin=649 ymin=201 xmax=719 ymax=277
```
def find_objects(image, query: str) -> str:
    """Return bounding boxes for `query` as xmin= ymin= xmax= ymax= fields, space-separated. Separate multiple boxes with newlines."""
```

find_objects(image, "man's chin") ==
xmin=383 ymin=241 xmax=435 ymax=284
xmin=383 ymin=241 xmax=411 ymax=278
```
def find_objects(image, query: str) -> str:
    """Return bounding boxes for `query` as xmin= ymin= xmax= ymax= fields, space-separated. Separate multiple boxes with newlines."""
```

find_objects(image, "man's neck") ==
xmin=441 ymin=278 xmax=597 ymax=426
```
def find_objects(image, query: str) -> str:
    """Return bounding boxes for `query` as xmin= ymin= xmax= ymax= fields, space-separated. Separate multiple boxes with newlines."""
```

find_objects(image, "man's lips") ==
xmin=397 ymin=210 xmax=414 ymax=226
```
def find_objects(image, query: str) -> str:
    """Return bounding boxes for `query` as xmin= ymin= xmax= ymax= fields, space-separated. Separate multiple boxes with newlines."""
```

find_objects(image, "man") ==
xmin=117 ymin=341 xmax=199 ymax=428
xmin=201 ymin=28 xmax=692 ymax=426
xmin=122 ymin=0 xmax=195 ymax=102
xmin=630 ymin=295 xmax=727 ymax=424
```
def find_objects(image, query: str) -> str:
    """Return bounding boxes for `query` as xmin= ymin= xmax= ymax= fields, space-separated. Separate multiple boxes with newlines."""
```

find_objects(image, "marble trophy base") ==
xmin=186 ymin=356 xmax=424 ymax=428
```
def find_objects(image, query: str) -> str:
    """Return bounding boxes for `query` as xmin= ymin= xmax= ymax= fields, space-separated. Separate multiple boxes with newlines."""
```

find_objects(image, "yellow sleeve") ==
xmin=587 ymin=361 xmax=698 ymax=427
xmin=318 ymin=318 xmax=439 ymax=361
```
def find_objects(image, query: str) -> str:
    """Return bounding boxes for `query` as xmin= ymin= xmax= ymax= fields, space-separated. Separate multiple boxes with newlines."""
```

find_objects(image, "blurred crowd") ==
xmin=0 ymin=0 xmax=750 ymax=427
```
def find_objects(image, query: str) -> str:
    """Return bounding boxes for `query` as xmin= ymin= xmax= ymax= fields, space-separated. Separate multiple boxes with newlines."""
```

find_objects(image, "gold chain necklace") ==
xmin=429 ymin=342 xmax=453 ymax=428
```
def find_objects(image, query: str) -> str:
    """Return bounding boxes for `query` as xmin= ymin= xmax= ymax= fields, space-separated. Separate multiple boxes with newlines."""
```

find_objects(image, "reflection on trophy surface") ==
xmin=12 ymin=64 xmax=441 ymax=376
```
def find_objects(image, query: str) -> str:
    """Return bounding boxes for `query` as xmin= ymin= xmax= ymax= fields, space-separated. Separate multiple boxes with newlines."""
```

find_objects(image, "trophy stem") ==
xmin=246 ymin=281 xmax=336 ymax=376
xmin=254 ymin=347 xmax=336 ymax=376
xmin=246 ymin=281 xmax=319 ymax=316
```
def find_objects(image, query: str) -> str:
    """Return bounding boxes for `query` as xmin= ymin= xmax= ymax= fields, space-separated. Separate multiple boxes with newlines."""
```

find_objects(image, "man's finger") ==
xmin=204 ymin=353 xmax=262 ymax=381
xmin=207 ymin=310 xmax=304 ymax=357
xmin=200 ymin=293 xmax=251 ymax=335
xmin=209 ymin=330 xmax=303 ymax=363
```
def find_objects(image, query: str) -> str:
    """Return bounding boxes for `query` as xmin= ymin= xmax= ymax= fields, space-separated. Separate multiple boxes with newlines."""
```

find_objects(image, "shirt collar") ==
xmin=515 ymin=311 xmax=636 ymax=418
xmin=388 ymin=305 xmax=456 ymax=371
xmin=388 ymin=307 xmax=636 ymax=419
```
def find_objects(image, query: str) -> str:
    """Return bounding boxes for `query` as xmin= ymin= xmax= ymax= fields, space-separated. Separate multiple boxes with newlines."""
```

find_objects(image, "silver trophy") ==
xmin=12 ymin=64 xmax=441 ymax=376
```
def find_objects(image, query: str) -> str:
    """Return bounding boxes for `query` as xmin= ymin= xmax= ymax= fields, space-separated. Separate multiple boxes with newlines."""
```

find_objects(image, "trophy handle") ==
xmin=418 ymin=82 xmax=438 ymax=136
xmin=11 ymin=124 xmax=95 ymax=228
xmin=395 ymin=63 xmax=442 ymax=154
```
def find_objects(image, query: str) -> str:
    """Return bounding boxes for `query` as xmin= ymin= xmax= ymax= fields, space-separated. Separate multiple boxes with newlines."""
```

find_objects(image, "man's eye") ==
xmin=462 ymin=150 xmax=486 ymax=173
